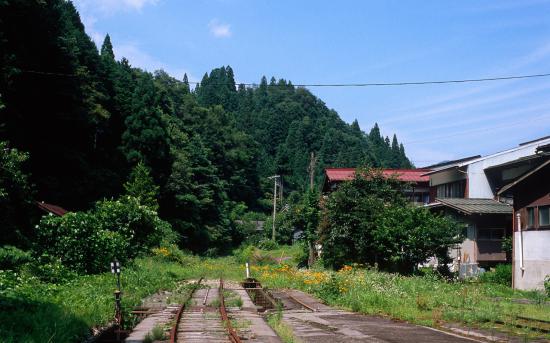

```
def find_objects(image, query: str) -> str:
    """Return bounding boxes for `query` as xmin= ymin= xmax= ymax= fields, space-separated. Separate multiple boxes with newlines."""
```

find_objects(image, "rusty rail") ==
xmin=286 ymin=291 xmax=316 ymax=312
xmin=169 ymin=277 xmax=203 ymax=343
xmin=219 ymin=278 xmax=242 ymax=343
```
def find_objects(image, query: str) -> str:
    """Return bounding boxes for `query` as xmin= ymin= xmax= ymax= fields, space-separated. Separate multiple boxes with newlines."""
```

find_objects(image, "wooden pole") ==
xmin=269 ymin=175 xmax=279 ymax=241
xmin=308 ymin=152 xmax=317 ymax=190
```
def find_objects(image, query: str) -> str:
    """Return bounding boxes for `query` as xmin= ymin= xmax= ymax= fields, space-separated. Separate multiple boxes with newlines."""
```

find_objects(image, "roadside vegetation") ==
xmin=0 ymin=250 xmax=243 ymax=342
xmin=266 ymin=304 xmax=302 ymax=343
xmin=254 ymin=262 xmax=549 ymax=339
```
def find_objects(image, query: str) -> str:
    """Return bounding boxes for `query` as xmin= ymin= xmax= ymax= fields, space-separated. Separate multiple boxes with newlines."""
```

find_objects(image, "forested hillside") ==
xmin=0 ymin=0 xmax=411 ymax=253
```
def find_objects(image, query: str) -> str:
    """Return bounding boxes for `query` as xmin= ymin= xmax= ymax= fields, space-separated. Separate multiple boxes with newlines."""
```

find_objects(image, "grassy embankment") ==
xmin=2 ymin=244 xmax=549 ymax=341
xmin=0 ymin=251 xmax=243 ymax=342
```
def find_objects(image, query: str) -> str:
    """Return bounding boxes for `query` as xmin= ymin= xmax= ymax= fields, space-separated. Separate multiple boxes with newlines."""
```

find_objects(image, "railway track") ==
xmin=170 ymin=278 xmax=242 ymax=343
xmin=285 ymin=292 xmax=316 ymax=312
xmin=219 ymin=279 xmax=242 ymax=343
xmin=269 ymin=289 xmax=322 ymax=312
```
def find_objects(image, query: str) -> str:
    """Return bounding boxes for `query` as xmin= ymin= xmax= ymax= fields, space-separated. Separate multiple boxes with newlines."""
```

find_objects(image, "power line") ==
xmin=194 ymin=73 xmax=550 ymax=87
xmin=404 ymin=113 xmax=550 ymax=145
xmin=18 ymin=69 xmax=550 ymax=87
xmin=20 ymin=69 xmax=79 ymax=77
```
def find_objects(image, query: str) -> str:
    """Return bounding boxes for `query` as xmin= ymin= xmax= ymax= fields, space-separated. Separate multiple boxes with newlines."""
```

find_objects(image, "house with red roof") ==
xmin=323 ymin=168 xmax=432 ymax=205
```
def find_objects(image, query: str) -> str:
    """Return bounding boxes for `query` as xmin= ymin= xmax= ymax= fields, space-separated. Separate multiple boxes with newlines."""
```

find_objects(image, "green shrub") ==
xmin=234 ymin=245 xmax=256 ymax=264
xmin=478 ymin=264 xmax=512 ymax=286
xmin=321 ymin=167 xmax=463 ymax=272
xmin=545 ymin=275 xmax=550 ymax=297
xmin=35 ymin=196 xmax=174 ymax=273
xmin=258 ymin=239 xmax=279 ymax=251
xmin=233 ymin=245 xmax=278 ymax=265
xmin=0 ymin=246 xmax=33 ymax=270
xmin=292 ymin=242 xmax=309 ymax=267
xmin=22 ymin=254 xmax=77 ymax=284
xmin=144 ymin=325 xmax=166 ymax=343
xmin=151 ymin=244 xmax=194 ymax=265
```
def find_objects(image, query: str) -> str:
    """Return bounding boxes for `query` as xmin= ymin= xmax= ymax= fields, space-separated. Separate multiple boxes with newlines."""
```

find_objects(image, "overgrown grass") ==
xmin=266 ymin=305 xmax=302 ymax=343
xmin=143 ymin=324 xmax=166 ymax=343
xmin=0 ymin=253 xmax=243 ymax=342
xmin=223 ymin=289 xmax=243 ymax=308
xmin=5 ymin=245 xmax=546 ymax=342
xmin=234 ymin=244 xmax=304 ymax=268
xmin=257 ymin=263 xmax=550 ymax=340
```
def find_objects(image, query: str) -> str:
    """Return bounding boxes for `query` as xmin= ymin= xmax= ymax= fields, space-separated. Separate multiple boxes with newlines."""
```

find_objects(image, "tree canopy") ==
xmin=0 ymin=0 xmax=413 ymax=254
xmin=320 ymin=168 xmax=461 ymax=273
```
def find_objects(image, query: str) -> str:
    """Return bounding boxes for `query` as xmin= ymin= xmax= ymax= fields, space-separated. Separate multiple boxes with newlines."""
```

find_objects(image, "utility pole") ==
xmin=268 ymin=175 xmax=280 ymax=241
xmin=308 ymin=152 xmax=317 ymax=190
xmin=307 ymin=152 xmax=318 ymax=267
xmin=278 ymin=176 xmax=284 ymax=203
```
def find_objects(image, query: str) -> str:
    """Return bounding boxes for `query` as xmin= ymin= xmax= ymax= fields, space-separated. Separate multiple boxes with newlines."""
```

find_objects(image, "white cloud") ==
xmin=382 ymin=82 xmax=550 ymax=125
xmin=208 ymin=19 xmax=232 ymax=38
xmin=386 ymin=41 xmax=550 ymax=117
xmin=115 ymin=43 xmax=198 ymax=82
xmin=404 ymin=113 xmax=550 ymax=146
xmin=406 ymin=147 xmax=458 ymax=167
xmin=79 ymin=15 xmax=104 ymax=48
xmin=73 ymin=0 xmax=158 ymax=16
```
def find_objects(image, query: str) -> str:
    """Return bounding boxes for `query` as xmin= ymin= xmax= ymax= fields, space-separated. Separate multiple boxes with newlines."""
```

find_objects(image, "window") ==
xmin=436 ymin=180 xmax=466 ymax=198
xmin=540 ymin=206 xmax=550 ymax=227
xmin=478 ymin=228 xmax=504 ymax=240
xmin=527 ymin=207 xmax=535 ymax=228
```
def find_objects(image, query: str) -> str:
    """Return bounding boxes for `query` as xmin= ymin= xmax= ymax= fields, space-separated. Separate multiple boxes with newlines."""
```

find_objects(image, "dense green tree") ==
xmin=122 ymin=72 xmax=171 ymax=181
xmin=321 ymin=167 xmax=461 ymax=273
xmin=124 ymin=161 xmax=160 ymax=210
xmin=161 ymin=112 xmax=236 ymax=253
xmin=278 ymin=190 xmax=321 ymax=265
xmin=0 ymin=0 xmax=116 ymax=208
xmin=100 ymin=34 xmax=115 ymax=60
xmin=196 ymin=66 xmax=237 ymax=111
xmin=0 ymin=0 xmax=414 ymax=256
xmin=0 ymin=142 xmax=34 ymax=245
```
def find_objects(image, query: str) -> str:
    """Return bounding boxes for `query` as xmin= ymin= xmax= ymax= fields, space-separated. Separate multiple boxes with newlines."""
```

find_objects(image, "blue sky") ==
xmin=73 ymin=0 xmax=550 ymax=166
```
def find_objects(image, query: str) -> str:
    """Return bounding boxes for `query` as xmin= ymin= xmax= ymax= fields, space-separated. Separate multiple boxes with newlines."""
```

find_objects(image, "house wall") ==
xmin=475 ymin=214 xmax=511 ymax=265
xmin=512 ymin=163 xmax=550 ymax=290
xmin=467 ymin=139 xmax=550 ymax=198
xmin=435 ymin=209 xmax=510 ymax=266
xmin=457 ymin=223 xmax=477 ymax=264
xmin=514 ymin=230 xmax=550 ymax=290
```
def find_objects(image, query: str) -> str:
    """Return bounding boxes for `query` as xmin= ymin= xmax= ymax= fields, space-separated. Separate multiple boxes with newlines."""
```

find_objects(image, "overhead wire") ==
xmin=404 ymin=113 xmax=550 ymax=145
xmin=18 ymin=69 xmax=550 ymax=87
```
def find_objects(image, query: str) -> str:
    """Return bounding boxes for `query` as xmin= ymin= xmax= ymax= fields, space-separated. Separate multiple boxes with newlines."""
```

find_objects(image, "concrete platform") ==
xmin=272 ymin=289 xmax=486 ymax=343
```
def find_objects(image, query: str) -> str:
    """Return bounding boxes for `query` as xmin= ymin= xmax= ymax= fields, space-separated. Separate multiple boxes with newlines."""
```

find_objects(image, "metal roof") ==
xmin=497 ymin=159 xmax=550 ymax=195
xmin=325 ymin=168 xmax=431 ymax=183
xmin=423 ymin=155 xmax=481 ymax=169
xmin=425 ymin=136 xmax=550 ymax=176
xmin=483 ymin=154 xmax=543 ymax=171
xmin=433 ymin=198 xmax=512 ymax=215
xmin=519 ymin=135 xmax=550 ymax=146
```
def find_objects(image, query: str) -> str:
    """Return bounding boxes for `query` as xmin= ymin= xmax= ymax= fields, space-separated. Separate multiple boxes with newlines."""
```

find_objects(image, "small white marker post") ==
xmin=110 ymin=260 xmax=122 ymax=340
xmin=245 ymin=262 xmax=250 ymax=278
